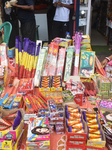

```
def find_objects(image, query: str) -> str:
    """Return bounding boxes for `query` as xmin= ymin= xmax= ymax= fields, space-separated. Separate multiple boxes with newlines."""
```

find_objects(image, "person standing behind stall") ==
xmin=52 ymin=0 xmax=74 ymax=39
xmin=1 ymin=0 xmax=19 ymax=48
xmin=11 ymin=0 xmax=36 ymax=43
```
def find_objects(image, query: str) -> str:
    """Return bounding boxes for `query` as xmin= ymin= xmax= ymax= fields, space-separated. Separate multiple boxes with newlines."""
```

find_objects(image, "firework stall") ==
xmin=0 ymin=29 xmax=111 ymax=150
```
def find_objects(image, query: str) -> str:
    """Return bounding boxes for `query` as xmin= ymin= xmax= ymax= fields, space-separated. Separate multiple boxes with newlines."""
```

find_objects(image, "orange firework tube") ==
xmin=89 ymin=133 xmax=102 ymax=139
xmin=31 ymin=43 xmax=41 ymax=78
xmin=66 ymin=112 xmax=81 ymax=119
xmin=28 ymin=42 xmax=36 ymax=78
xmin=87 ymin=124 xmax=99 ymax=129
xmin=19 ymin=38 xmax=30 ymax=79
xmin=92 ymin=130 xmax=101 ymax=135
xmin=65 ymin=105 xmax=79 ymax=112
xmin=71 ymin=123 xmax=83 ymax=129
xmin=86 ymin=113 xmax=97 ymax=118
xmin=68 ymin=126 xmax=80 ymax=133
xmin=66 ymin=118 xmax=81 ymax=127
xmin=88 ymin=128 xmax=99 ymax=133
xmin=76 ymin=129 xmax=84 ymax=133
xmin=15 ymin=36 xmax=19 ymax=77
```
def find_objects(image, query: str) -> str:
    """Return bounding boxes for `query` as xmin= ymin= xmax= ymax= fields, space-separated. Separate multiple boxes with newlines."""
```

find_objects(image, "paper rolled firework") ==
xmin=19 ymin=38 xmax=30 ymax=79
xmin=28 ymin=41 xmax=36 ymax=78
xmin=15 ymin=36 xmax=19 ymax=77
xmin=18 ymin=37 xmax=22 ymax=66
xmin=31 ymin=43 xmax=40 ymax=78
xmin=23 ymin=41 xmax=33 ymax=78
xmin=73 ymin=32 xmax=82 ymax=76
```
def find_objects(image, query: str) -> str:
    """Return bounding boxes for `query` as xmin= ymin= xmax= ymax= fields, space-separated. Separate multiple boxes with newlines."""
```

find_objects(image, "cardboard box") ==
xmin=99 ymin=99 xmax=112 ymax=112
xmin=18 ymin=78 xmax=34 ymax=94
xmin=74 ymin=93 xmax=83 ymax=106
xmin=26 ymin=140 xmax=50 ymax=150
xmin=85 ymin=146 xmax=103 ymax=150
xmin=66 ymin=146 xmax=85 ymax=150
xmin=51 ymin=76 xmax=62 ymax=91
xmin=53 ymin=37 xmax=72 ymax=47
xmin=27 ymin=117 xmax=50 ymax=142
xmin=64 ymin=103 xmax=87 ymax=141
xmin=39 ymin=76 xmax=51 ymax=92
xmin=0 ymin=119 xmax=24 ymax=142
xmin=0 ymin=129 xmax=24 ymax=150
xmin=86 ymin=118 xmax=106 ymax=148
xmin=67 ymin=140 xmax=86 ymax=146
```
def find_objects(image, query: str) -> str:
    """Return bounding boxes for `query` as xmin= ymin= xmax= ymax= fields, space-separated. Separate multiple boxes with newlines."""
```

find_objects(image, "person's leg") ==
xmin=60 ymin=22 xmax=69 ymax=38
xmin=52 ymin=21 xmax=60 ymax=39
xmin=21 ymin=19 xmax=36 ymax=42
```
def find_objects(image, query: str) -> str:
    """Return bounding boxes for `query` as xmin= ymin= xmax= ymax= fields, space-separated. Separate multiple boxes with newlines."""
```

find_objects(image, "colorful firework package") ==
xmin=65 ymin=104 xmax=87 ymax=149
xmin=83 ymin=111 xmax=106 ymax=148
xmin=27 ymin=117 xmax=50 ymax=150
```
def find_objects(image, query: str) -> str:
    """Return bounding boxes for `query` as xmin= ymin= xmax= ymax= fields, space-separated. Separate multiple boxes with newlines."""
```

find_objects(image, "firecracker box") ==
xmin=66 ymin=140 xmax=86 ymax=147
xmin=86 ymin=121 xmax=106 ymax=148
xmin=0 ymin=119 xmax=24 ymax=142
xmin=51 ymin=76 xmax=62 ymax=91
xmin=39 ymin=76 xmax=51 ymax=92
xmin=74 ymin=93 xmax=83 ymax=106
xmin=62 ymin=90 xmax=74 ymax=102
xmin=18 ymin=78 xmax=34 ymax=94
xmin=66 ymin=146 xmax=86 ymax=150
xmin=97 ymin=76 xmax=110 ymax=91
xmin=109 ymin=78 xmax=112 ymax=90
xmin=64 ymin=47 xmax=74 ymax=82
xmin=99 ymin=99 xmax=112 ymax=112
xmin=109 ymin=91 xmax=112 ymax=99
xmin=85 ymin=146 xmax=103 ymax=150
xmin=64 ymin=103 xmax=87 ymax=141
xmin=53 ymin=37 xmax=72 ymax=47
xmin=34 ymin=48 xmax=48 ymax=87
xmin=48 ymin=42 xmax=59 ymax=76
xmin=11 ymin=94 xmax=23 ymax=109
xmin=8 ymin=47 xmax=15 ymax=58
xmin=27 ymin=117 xmax=50 ymax=142
xmin=99 ymin=91 xmax=109 ymax=99
xmin=26 ymin=140 xmax=50 ymax=150
xmin=0 ymin=129 xmax=23 ymax=150
xmin=80 ymin=43 xmax=91 ymax=50
xmin=83 ymin=110 xmax=106 ymax=148
xmin=81 ymin=35 xmax=91 ymax=44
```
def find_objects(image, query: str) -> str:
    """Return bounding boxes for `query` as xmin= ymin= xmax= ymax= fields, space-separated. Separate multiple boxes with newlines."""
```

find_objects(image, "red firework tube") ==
xmin=27 ymin=95 xmax=37 ymax=111
xmin=38 ymin=92 xmax=48 ymax=102
xmin=0 ymin=118 xmax=12 ymax=126
xmin=23 ymin=102 xmax=26 ymax=111
xmin=33 ymin=95 xmax=47 ymax=109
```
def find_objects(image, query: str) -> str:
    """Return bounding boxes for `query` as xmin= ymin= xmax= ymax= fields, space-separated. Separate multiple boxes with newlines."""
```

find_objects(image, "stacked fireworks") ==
xmin=65 ymin=104 xmax=87 ymax=149
xmin=83 ymin=111 xmax=106 ymax=148
xmin=39 ymin=76 xmax=62 ymax=92
xmin=48 ymin=99 xmax=65 ymax=134
xmin=15 ymin=36 xmax=41 ymax=79
xmin=27 ymin=117 xmax=50 ymax=150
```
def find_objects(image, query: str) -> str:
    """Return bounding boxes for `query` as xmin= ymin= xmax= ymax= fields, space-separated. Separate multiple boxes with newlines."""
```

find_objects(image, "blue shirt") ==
xmin=17 ymin=0 xmax=35 ymax=23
